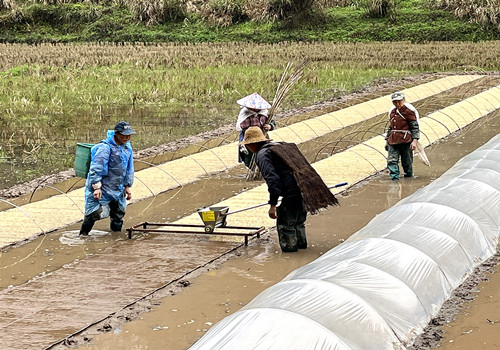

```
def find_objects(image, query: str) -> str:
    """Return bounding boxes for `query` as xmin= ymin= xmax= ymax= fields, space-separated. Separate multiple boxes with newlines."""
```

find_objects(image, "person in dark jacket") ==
xmin=385 ymin=92 xmax=420 ymax=180
xmin=241 ymin=127 xmax=338 ymax=252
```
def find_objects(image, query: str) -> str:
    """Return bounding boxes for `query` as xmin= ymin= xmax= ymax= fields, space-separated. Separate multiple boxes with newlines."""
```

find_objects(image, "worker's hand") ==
xmin=239 ymin=145 xmax=249 ymax=155
xmin=268 ymin=205 xmax=277 ymax=219
xmin=411 ymin=139 xmax=418 ymax=151
xmin=93 ymin=188 xmax=102 ymax=200
xmin=124 ymin=186 xmax=132 ymax=200
xmin=263 ymin=124 xmax=271 ymax=131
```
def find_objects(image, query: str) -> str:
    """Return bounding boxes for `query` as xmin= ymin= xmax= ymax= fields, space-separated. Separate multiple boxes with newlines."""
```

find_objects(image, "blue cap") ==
xmin=114 ymin=121 xmax=136 ymax=135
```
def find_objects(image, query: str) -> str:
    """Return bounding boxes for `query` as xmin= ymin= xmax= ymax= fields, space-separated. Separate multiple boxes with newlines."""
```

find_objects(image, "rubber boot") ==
xmin=401 ymin=144 xmax=414 ymax=177
xmin=277 ymin=227 xmax=298 ymax=252
xmin=110 ymin=220 xmax=123 ymax=232
xmin=296 ymin=224 xmax=307 ymax=249
xmin=109 ymin=200 xmax=125 ymax=232
xmin=387 ymin=145 xmax=400 ymax=180
xmin=79 ymin=207 xmax=102 ymax=236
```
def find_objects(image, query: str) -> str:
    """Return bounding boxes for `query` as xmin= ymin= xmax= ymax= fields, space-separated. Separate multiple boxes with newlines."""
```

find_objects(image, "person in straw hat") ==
xmin=385 ymin=91 xmax=420 ymax=180
xmin=236 ymin=92 xmax=275 ymax=167
xmin=241 ymin=126 xmax=338 ymax=252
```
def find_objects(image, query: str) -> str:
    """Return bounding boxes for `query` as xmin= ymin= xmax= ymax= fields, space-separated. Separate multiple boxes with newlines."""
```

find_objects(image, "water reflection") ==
xmin=59 ymin=229 xmax=110 ymax=246
xmin=386 ymin=180 xmax=403 ymax=207
xmin=0 ymin=104 xmax=236 ymax=189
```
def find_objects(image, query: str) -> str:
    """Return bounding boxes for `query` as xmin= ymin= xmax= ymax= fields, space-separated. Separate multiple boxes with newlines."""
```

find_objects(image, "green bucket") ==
xmin=74 ymin=143 xmax=95 ymax=178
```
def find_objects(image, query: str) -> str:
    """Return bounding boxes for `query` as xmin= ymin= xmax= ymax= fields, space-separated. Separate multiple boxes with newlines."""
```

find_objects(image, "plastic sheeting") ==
xmin=190 ymin=134 xmax=500 ymax=350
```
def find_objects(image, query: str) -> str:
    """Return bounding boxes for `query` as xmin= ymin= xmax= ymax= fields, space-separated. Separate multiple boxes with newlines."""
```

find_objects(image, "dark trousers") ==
xmin=387 ymin=143 xmax=413 ymax=180
xmin=79 ymin=200 xmax=125 ymax=235
xmin=277 ymin=200 xmax=307 ymax=252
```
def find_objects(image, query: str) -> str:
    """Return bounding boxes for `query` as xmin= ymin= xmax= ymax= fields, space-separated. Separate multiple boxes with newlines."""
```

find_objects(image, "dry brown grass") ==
xmin=0 ymin=0 xmax=16 ymax=10
xmin=431 ymin=0 xmax=499 ymax=27
xmin=1 ymin=41 xmax=499 ymax=71
xmin=366 ymin=0 xmax=396 ymax=18
xmin=197 ymin=0 xmax=247 ymax=27
xmin=123 ymin=0 xmax=186 ymax=25
xmin=264 ymin=0 xmax=316 ymax=20
xmin=187 ymin=0 xmax=319 ymax=23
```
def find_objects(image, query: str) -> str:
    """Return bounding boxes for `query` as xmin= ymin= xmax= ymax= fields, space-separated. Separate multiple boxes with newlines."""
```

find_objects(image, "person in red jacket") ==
xmin=385 ymin=92 xmax=420 ymax=180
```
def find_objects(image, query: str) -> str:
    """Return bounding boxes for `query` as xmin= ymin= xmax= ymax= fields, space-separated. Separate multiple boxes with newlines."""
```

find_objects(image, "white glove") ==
xmin=239 ymin=145 xmax=249 ymax=155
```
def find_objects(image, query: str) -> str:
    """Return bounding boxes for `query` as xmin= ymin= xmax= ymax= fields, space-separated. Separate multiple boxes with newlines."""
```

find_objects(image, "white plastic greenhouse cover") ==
xmin=190 ymin=134 xmax=500 ymax=350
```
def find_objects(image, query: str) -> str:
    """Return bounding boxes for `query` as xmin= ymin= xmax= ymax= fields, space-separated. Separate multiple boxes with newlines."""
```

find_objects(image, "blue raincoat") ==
xmin=84 ymin=130 xmax=134 ymax=216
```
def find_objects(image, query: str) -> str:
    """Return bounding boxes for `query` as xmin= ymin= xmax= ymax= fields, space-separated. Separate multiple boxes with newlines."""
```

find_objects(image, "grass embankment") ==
xmin=0 ymin=0 xmax=498 ymax=43
xmin=0 ymin=41 xmax=499 ymax=188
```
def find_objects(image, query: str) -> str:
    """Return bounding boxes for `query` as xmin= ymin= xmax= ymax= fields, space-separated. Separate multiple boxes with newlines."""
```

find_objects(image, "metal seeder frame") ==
xmin=126 ymin=182 xmax=348 ymax=246
xmin=127 ymin=222 xmax=265 ymax=246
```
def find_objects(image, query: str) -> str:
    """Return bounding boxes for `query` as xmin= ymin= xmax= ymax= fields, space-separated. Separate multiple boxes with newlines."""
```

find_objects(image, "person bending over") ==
xmin=240 ymin=126 xmax=338 ymax=252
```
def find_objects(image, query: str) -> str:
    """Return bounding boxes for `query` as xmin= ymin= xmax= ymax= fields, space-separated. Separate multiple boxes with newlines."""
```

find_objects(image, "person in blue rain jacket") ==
xmin=79 ymin=121 xmax=136 ymax=236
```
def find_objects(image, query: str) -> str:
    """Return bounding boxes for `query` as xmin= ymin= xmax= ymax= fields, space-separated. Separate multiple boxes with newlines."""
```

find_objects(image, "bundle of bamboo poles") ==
xmin=246 ymin=60 xmax=309 ymax=180
xmin=266 ymin=60 xmax=309 ymax=125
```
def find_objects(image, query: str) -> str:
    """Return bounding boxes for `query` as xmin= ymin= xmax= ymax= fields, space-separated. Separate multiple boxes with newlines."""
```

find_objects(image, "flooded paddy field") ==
xmin=71 ymin=106 xmax=500 ymax=350
xmin=0 ymin=75 xmax=499 ymax=350
xmin=0 ymin=71 xmax=441 ymax=195
xmin=1 ymin=75 xmax=497 ymax=286
xmin=2 ymin=39 xmax=499 ymax=191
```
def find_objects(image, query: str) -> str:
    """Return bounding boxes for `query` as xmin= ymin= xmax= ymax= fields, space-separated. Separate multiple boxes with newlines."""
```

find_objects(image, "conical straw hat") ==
xmin=236 ymin=92 xmax=271 ymax=109
xmin=240 ymin=126 xmax=271 ymax=145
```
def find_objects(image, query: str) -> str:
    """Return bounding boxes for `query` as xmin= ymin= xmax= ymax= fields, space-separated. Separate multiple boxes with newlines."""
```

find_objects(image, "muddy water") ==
xmin=4 ymin=75 xmax=489 ymax=289
xmin=1 ymin=76 xmax=498 ymax=349
xmin=77 ymin=110 xmax=500 ymax=350
xmin=0 ymin=104 xmax=236 ymax=189
xmin=437 ymin=263 xmax=500 ymax=350
xmin=0 ymin=169 xmax=251 ymax=289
